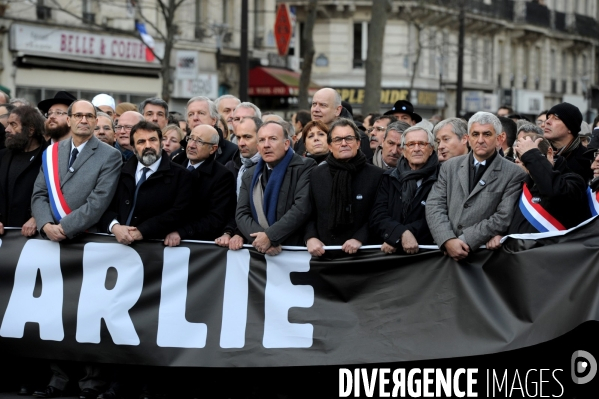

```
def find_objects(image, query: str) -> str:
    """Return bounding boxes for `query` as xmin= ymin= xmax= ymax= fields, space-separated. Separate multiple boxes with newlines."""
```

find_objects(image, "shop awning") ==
xmin=249 ymin=67 xmax=320 ymax=97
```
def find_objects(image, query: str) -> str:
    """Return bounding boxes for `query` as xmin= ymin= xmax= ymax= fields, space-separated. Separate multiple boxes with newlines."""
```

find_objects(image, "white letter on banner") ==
xmin=0 ymin=240 xmax=64 ymax=341
xmin=220 ymin=249 xmax=250 ymax=348
xmin=157 ymin=247 xmax=207 ymax=348
xmin=263 ymin=251 xmax=313 ymax=348
xmin=76 ymin=243 xmax=142 ymax=345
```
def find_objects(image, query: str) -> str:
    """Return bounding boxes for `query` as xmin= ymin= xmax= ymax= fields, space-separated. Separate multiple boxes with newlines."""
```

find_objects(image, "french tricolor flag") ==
xmin=135 ymin=20 xmax=155 ymax=62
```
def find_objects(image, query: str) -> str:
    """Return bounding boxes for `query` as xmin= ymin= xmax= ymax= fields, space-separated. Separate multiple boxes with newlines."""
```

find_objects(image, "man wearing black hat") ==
xmin=38 ymin=91 xmax=77 ymax=144
xmin=544 ymin=102 xmax=592 ymax=181
xmin=384 ymin=100 xmax=422 ymax=126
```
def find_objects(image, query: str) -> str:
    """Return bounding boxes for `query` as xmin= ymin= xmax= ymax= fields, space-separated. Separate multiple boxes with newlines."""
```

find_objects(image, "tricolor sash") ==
xmin=42 ymin=143 xmax=72 ymax=222
xmin=518 ymin=183 xmax=566 ymax=233
xmin=587 ymin=186 xmax=599 ymax=217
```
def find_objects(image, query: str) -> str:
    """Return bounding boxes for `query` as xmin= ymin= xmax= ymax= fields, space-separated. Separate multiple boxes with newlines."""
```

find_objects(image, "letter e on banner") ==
xmin=157 ymin=247 xmax=207 ymax=348
xmin=0 ymin=240 xmax=64 ymax=341
xmin=76 ymin=243 xmax=143 ymax=345
xmin=263 ymin=251 xmax=314 ymax=348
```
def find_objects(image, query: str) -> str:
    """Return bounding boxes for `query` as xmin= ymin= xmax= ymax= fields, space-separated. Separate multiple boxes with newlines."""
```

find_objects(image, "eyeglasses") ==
xmin=331 ymin=135 xmax=359 ymax=144
xmin=115 ymin=125 xmax=134 ymax=132
xmin=71 ymin=113 xmax=95 ymax=121
xmin=594 ymin=151 xmax=599 ymax=159
xmin=404 ymin=141 xmax=430 ymax=149
xmin=45 ymin=111 xmax=68 ymax=118
xmin=186 ymin=136 xmax=215 ymax=146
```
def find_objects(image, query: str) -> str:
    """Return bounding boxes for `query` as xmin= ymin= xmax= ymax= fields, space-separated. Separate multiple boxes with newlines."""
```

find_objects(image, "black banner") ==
xmin=0 ymin=220 xmax=598 ymax=369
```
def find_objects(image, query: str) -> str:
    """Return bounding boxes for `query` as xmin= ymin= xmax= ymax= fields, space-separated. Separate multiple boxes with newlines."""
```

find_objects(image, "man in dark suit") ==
xmin=167 ymin=124 xmax=236 ymax=245
xmin=31 ymin=99 xmax=122 ymax=241
xmin=0 ymin=106 xmax=47 ymax=236
xmin=100 ymin=120 xmax=193 ymax=244
xmin=236 ymin=121 xmax=316 ymax=255
xmin=426 ymin=112 xmax=526 ymax=261
xmin=31 ymin=100 xmax=122 ymax=398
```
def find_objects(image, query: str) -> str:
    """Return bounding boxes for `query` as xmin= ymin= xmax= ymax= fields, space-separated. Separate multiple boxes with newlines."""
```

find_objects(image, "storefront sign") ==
xmin=516 ymin=90 xmax=544 ymax=114
xmin=338 ymin=88 xmax=443 ymax=108
xmin=463 ymin=91 xmax=498 ymax=113
xmin=10 ymin=24 xmax=164 ymax=65
xmin=174 ymin=73 xmax=219 ymax=99
xmin=175 ymin=50 xmax=198 ymax=79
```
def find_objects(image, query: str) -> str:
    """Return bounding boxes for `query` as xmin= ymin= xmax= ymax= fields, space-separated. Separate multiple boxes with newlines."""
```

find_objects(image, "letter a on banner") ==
xmin=0 ymin=240 xmax=64 ymax=341
xmin=76 ymin=243 xmax=143 ymax=345
xmin=263 ymin=251 xmax=314 ymax=348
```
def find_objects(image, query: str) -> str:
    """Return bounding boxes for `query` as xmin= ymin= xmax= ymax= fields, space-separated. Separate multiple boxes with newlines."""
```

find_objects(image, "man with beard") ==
xmin=37 ymin=91 xmax=77 ymax=143
xmin=0 ymin=106 xmax=47 ymax=236
xmin=99 ymin=120 xmax=193 ymax=244
xmin=370 ymin=126 xmax=439 ymax=255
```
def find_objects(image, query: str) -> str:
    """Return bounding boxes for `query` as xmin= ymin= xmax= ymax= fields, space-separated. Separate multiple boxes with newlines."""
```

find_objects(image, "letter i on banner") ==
xmin=263 ymin=251 xmax=314 ymax=348
xmin=0 ymin=240 xmax=64 ymax=341
xmin=220 ymin=249 xmax=251 ymax=348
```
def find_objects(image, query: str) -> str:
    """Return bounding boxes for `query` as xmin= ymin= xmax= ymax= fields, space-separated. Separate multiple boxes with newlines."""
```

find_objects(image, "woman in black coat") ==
xmin=370 ymin=126 xmax=439 ymax=254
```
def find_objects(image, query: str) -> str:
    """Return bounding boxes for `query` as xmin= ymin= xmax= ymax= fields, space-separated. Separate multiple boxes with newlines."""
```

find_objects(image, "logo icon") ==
xmin=571 ymin=350 xmax=597 ymax=384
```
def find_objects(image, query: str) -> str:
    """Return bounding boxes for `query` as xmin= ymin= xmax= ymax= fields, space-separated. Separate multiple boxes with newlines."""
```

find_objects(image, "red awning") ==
xmin=249 ymin=67 xmax=320 ymax=97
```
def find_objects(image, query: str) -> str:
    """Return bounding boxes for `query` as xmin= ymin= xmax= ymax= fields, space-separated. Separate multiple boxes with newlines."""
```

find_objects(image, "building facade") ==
xmin=285 ymin=0 xmax=599 ymax=120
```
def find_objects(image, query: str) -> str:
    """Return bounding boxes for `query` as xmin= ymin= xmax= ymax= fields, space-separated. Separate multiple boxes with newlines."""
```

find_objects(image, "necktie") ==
xmin=187 ymin=165 xmax=195 ymax=171
xmin=69 ymin=148 xmax=79 ymax=169
xmin=126 ymin=167 xmax=150 ymax=225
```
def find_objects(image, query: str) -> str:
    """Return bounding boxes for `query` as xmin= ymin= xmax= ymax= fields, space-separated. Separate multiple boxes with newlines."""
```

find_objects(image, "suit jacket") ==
xmin=0 ymin=141 xmax=47 ymax=227
xmin=173 ymin=153 xmax=236 ymax=240
xmin=100 ymin=152 xmax=193 ymax=239
xmin=236 ymin=153 xmax=316 ymax=246
xmin=425 ymin=152 xmax=526 ymax=250
xmin=31 ymin=135 xmax=122 ymax=238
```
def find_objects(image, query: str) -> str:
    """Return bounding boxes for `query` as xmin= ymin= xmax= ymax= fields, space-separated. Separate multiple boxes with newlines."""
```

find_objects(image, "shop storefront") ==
xmin=7 ymin=23 xmax=163 ymax=105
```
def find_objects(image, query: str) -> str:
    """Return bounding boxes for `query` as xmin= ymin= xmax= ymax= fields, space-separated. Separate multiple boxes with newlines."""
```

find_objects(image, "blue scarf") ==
xmin=250 ymin=148 xmax=294 ymax=226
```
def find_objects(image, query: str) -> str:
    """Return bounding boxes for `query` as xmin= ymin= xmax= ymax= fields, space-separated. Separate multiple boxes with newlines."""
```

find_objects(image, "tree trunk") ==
xmin=298 ymin=0 xmax=318 ymax=110
xmin=409 ymin=22 xmax=423 ymax=94
xmin=160 ymin=0 xmax=177 ymax=103
xmin=363 ymin=0 xmax=391 ymax=114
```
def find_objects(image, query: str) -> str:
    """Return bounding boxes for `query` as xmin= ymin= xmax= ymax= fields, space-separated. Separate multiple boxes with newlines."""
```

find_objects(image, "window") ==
xmin=195 ymin=0 xmax=206 ymax=39
xmin=428 ymin=31 xmax=436 ymax=76
xmin=82 ymin=0 xmax=95 ymax=23
xmin=550 ymin=49 xmax=557 ymax=93
xmin=36 ymin=0 xmax=51 ymax=20
xmin=353 ymin=22 xmax=368 ymax=69
xmin=572 ymin=54 xmax=578 ymax=94
xmin=497 ymin=41 xmax=504 ymax=87
xmin=483 ymin=38 xmax=492 ymax=82
xmin=561 ymin=51 xmax=567 ymax=93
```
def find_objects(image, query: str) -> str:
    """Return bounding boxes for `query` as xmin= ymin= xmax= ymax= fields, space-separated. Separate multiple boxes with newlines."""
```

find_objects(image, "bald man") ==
xmin=167 ymin=125 xmax=236 ymax=245
xmin=311 ymin=88 xmax=342 ymax=127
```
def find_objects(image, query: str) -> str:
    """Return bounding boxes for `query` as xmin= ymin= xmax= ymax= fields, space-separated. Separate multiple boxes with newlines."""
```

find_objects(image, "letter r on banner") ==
xmin=76 ymin=243 xmax=143 ymax=345
xmin=0 ymin=240 xmax=64 ymax=341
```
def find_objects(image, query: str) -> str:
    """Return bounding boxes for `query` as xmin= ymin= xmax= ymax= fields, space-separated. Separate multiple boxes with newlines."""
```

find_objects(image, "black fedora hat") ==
xmin=384 ymin=100 xmax=422 ymax=123
xmin=37 ymin=91 xmax=77 ymax=114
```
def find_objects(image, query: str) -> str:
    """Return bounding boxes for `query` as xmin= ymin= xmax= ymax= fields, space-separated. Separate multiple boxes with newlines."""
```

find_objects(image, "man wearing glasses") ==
xmin=31 ymin=100 xmax=122 ymax=399
xmin=167 ymin=124 xmax=236 ymax=245
xmin=426 ymin=112 xmax=526 ymax=262
xmin=114 ymin=111 xmax=145 ymax=161
xmin=237 ymin=121 xmax=316 ymax=255
xmin=37 ymin=91 xmax=77 ymax=144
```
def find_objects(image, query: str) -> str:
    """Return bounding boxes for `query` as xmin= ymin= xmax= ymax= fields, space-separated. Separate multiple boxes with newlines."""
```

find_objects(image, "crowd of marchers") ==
xmin=1 ymin=87 xmax=599 ymax=399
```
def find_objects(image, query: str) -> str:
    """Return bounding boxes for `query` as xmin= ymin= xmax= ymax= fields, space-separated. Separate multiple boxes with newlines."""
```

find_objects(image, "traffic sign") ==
xmin=274 ymin=3 xmax=293 ymax=57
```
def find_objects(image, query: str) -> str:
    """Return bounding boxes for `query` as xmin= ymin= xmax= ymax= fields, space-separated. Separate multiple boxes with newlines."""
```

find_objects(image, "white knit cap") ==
xmin=92 ymin=93 xmax=116 ymax=111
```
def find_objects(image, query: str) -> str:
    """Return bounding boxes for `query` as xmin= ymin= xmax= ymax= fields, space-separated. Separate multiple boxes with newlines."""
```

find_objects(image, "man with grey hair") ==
xmin=433 ymin=118 xmax=469 ymax=162
xmin=215 ymin=94 xmax=241 ymax=132
xmin=186 ymin=96 xmax=236 ymax=164
xmin=426 ymin=111 xmax=526 ymax=261
xmin=373 ymin=121 xmax=410 ymax=169
xmin=236 ymin=121 xmax=316 ymax=255
xmin=516 ymin=122 xmax=544 ymax=139
xmin=115 ymin=111 xmax=145 ymax=161
xmin=139 ymin=97 xmax=168 ymax=128
xmin=371 ymin=125 xmax=439 ymax=254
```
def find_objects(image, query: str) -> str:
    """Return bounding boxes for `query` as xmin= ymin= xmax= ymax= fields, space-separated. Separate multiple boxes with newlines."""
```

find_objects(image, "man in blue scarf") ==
xmin=236 ymin=121 xmax=316 ymax=255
